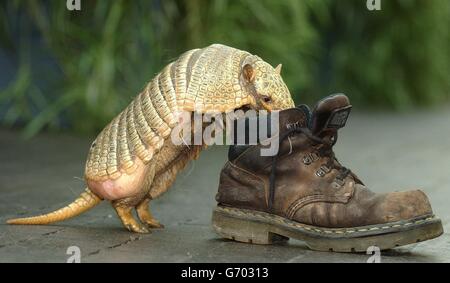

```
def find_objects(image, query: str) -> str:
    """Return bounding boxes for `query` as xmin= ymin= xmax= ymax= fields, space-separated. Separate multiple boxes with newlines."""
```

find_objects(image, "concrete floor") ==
xmin=0 ymin=108 xmax=449 ymax=262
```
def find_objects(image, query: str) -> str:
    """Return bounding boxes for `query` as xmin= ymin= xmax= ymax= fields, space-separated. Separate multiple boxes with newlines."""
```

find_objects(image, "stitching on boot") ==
xmin=217 ymin=206 xmax=436 ymax=235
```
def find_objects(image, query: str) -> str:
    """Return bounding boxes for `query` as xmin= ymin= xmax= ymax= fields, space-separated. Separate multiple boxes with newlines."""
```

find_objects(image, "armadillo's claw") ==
xmin=125 ymin=223 xmax=150 ymax=234
xmin=144 ymin=219 xmax=164 ymax=229
xmin=114 ymin=204 xmax=151 ymax=234
xmin=136 ymin=199 xmax=165 ymax=229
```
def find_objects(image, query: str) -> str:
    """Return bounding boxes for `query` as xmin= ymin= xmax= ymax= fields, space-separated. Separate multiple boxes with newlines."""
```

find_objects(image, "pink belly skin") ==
xmin=86 ymin=158 xmax=149 ymax=201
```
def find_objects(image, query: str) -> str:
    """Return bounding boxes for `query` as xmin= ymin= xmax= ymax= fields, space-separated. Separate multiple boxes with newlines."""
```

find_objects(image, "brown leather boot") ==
xmin=213 ymin=94 xmax=443 ymax=252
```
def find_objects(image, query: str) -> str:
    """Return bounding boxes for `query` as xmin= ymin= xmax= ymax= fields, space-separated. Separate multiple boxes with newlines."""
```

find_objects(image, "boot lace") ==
xmin=268 ymin=127 xmax=351 ymax=211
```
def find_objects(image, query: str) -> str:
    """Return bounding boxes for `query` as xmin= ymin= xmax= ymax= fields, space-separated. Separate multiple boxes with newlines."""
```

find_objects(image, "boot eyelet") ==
xmin=316 ymin=165 xmax=331 ymax=177
xmin=303 ymin=156 xmax=312 ymax=165
xmin=303 ymin=153 xmax=319 ymax=165
xmin=316 ymin=170 xmax=326 ymax=177
xmin=320 ymin=165 xmax=331 ymax=173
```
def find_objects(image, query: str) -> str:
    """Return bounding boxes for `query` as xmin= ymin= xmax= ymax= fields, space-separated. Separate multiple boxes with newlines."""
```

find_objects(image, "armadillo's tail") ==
xmin=7 ymin=188 xmax=101 ymax=225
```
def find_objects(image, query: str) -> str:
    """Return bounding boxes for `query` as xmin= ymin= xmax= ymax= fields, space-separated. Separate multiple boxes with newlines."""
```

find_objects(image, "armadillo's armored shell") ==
xmin=84 ymin=44 xmax=291 ymax=181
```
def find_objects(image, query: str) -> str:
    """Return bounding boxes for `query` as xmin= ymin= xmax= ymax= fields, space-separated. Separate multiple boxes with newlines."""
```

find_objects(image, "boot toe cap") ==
xmin=376 ymin=190 xmax=433 ymax=223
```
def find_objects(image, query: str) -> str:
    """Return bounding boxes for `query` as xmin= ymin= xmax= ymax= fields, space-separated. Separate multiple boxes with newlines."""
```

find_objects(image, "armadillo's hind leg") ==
xmin=136 ymin=198 xmax=164 ymax=229
xmin=113 ymin=202 xmax=150 ymax=233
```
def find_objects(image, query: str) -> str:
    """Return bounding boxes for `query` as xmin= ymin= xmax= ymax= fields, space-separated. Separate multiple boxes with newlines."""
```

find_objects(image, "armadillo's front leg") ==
xmin=136 ymin=198 xmax=164 ymax=228
xmin=113 ymin=202 xmax=150 ymax=233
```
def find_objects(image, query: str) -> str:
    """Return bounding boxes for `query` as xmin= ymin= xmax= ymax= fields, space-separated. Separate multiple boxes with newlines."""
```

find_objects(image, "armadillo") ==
xmin=7 ymin=44 xmax=294 ymax=233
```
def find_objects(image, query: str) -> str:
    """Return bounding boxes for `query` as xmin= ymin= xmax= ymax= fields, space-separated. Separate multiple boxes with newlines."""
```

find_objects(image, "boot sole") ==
xmin=212 ymin=206 xmax=444 ymax=253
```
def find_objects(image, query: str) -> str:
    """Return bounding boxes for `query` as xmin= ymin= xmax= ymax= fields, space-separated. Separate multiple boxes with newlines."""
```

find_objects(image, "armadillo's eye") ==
xmin=262 ymin=96 xmax=272 ymax=103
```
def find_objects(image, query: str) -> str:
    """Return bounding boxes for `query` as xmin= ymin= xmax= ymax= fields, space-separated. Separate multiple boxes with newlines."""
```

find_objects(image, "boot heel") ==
xmin=212 ymin=207 xmax=289 ymax=245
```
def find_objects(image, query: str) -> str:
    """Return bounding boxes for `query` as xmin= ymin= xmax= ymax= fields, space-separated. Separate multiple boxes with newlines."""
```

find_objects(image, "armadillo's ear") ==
xmin=242 ymin=64 xmax=255 ymax=83
xmin=275 ymin=64 xmax=282 ymax=75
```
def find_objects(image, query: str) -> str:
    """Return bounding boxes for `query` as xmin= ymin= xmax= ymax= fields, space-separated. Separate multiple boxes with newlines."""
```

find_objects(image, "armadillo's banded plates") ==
xmin=85 ymin=121 xmax=119 ymax=181
xmin=117 ymin=111 xmax=135 ymax=174
xmin=98 ymin=121 xmax=113 ymax=179
xmin=85 ymin=125 xmax=105 ymax=179
xmin=106 ymin=115 xmax=121 ymax=179
xmin=174 ymin=49 xmax=200 ymax=110
xmin=125 ymin=103 xmax=153 ymax=164
xmin=133 ymin=93 xmax=163 ymax=149
xmin=184 ymin=45 xmax=219 ymax=111
xmin=159 ymin=63 xmax=178 ymax=127
xmin=146 ymin=75 xmax=173 ymax=137
xmin=85 ymin=97 xmax=167 ymax=181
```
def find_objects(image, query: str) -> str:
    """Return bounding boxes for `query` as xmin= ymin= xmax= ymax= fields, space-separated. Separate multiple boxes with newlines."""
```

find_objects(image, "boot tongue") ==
xmin=277 ymin=104 xmax=311 ymax=136
xmin=311 ymin=93 xmax=352 ymax=136
xmin=228 ymin=105 xmax=311 ymax=160
xmin=231 ymin=104 xmax=311 ymax=144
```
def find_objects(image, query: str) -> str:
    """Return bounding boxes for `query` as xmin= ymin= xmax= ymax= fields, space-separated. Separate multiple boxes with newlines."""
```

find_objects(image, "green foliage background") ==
xmin=0 ymin=0 xmax=449 ymax=137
